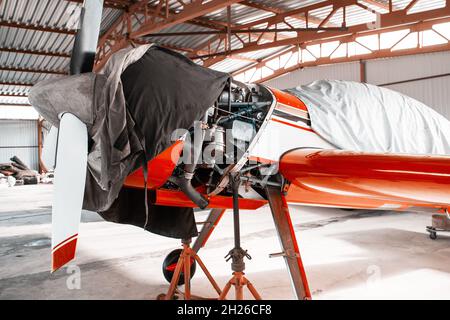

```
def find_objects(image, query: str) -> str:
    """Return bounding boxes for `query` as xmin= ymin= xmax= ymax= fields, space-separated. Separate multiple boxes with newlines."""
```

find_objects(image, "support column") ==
xmin=37 ymin=118 xmax=44 ymax=174
xmin=360 ymin=59 xmax=366 ymax=83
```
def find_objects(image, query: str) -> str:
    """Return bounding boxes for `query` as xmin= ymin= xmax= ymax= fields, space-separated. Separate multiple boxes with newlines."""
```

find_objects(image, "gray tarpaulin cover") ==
xmin=29 ymin=45 xmax=229 ymax=239
xmin=286 ymin=80 xmax=450 ymax=155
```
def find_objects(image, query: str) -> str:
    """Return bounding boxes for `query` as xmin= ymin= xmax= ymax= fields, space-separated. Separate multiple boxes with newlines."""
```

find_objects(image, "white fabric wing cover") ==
xmin=286 ymin=80 xmax=450 ymax=155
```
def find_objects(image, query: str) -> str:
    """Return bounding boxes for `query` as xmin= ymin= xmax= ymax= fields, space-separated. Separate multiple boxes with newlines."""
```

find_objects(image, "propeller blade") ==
xmin=50 ymin=0 xmax=104 ymax=272
xmin=70 ymin=0 xmax=104 ymax=74
xmin=51 ymin=113 xmax=88 ymax=272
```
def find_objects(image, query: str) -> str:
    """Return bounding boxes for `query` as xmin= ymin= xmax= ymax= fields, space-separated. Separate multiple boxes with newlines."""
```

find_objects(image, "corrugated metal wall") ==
xmin=0 ymin=120 xmax=38 ymax=170
xmin=263 ymin=51 xmax=450 ymax=120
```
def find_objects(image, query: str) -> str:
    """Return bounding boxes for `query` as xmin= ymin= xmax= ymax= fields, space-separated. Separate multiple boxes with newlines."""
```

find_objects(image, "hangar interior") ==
xmin=1 ymin=0 xmax=450 ymax=300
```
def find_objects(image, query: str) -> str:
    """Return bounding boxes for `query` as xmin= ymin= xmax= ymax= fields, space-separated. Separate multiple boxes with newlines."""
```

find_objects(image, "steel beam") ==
xmin=84 ymin=0 xmax=449 ymax=75
xmin=130 ymin=0 xmax=244 ymax=38
xmin=66 ymin=0 xmax=128 ymax=10
xmin=131 ymin=38 xmax=208 ymax=55
xmin=240 ymin=0 xmax=337 ymax=26
xmin=363 ymin=0 xmax=391 ymax=11
xmin=145 ymin=27 xmax=346 ymax=37
xmin=70 ymin=0 xmax=239 ymax=30
xmin=233 ymin=0 xmax=355 ymax=30
xmin=0 ymin=66 xmax=67 ymax=75
xmin=247 ymin=42 xmax=450 ymax=83
xmin=194 ymin=0 xmax=354 ymax=66
xmin=233 ymin=16 xmax=450 ymax=83
xmin=0 ymin=103 xmax=32 ymax=107
xmin=0 ymin=93 xmax=28 ymax=97
xmin=94 ymin=0 xmax=309 ymax=68
xmin=240 ymin=0 xmax=283 ymax=13
xmin=133 ymin=38 xmax=252 ymax=62
xmin=0 ymin=47 xmax=70 ymax=58
xmin=197 ymin=2 xmax=450 ymax=63
xmin=0 ymin=21 xmax=76 ymax=35
xmin=94 ymin=0 xmax=245 ymax=70
xmin=0 ymin=81 xmax=34 ymax=87
xmin=405 ymin=0 xmax=420 ymax=12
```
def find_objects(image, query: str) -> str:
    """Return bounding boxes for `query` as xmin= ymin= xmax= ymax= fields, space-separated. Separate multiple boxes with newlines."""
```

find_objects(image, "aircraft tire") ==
xmin=162 ymin=249 xmax=196 ymax=285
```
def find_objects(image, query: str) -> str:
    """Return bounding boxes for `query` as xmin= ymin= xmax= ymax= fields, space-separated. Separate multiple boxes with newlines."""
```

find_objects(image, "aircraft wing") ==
xmin=279 ymin=148 xmax=450 ymax=208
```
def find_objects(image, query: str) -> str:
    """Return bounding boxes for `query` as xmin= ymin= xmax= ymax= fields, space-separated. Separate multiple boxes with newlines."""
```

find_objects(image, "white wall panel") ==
xmin=0 ymin=120 xmax=38 ymax=170
xmin=263 ymin=62 xmax=360 ymax=90
xmin=366 ymin=51 xmax=450 ymax=86
xmin=384 ymin=76 xmax=450 ymax=120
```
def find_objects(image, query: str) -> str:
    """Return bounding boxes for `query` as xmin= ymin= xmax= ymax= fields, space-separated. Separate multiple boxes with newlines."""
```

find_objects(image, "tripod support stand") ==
xmin=218 ymin=173 xmax=262 ymax=300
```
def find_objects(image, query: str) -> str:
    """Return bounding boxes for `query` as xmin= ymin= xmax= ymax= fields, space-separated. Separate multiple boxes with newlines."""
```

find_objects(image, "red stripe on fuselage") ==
xmin=271 ymin=118 xmax=314 ymax=133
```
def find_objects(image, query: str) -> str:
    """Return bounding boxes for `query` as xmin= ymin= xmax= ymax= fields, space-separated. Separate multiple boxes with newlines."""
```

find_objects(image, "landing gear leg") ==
xmin=192 ymin=208 xmax=226 ymax=253
xmin=265 ymin=186 xmax=311 ymax=300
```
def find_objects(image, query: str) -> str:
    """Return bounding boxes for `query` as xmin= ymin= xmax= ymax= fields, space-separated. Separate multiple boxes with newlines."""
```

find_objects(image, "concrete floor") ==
xmin=1 ymin=184 xmax=450 ymax=300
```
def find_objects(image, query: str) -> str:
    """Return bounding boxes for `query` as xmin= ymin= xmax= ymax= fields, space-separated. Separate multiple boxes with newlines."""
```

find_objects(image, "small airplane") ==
xmin=31 ymin=0 xmax=450 ymax=300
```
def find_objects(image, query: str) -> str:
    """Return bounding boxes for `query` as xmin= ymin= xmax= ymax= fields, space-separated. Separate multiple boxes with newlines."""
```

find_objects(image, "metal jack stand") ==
xmin=219 ymin=174 xmax=262 ymax=300
xmin=158 ymin=238 xmax=222 ymax=300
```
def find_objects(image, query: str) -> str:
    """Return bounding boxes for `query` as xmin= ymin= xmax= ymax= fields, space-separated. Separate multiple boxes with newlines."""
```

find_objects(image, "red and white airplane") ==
xmin=43 ymin=0 xmax=450 ymax=300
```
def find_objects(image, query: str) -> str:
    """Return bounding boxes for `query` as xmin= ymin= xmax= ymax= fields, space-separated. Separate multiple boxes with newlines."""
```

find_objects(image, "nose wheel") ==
xmin=158 ymin=238 xmax=222 ymax=300
xmin=163 ymin=249 xmax=196 ymax=285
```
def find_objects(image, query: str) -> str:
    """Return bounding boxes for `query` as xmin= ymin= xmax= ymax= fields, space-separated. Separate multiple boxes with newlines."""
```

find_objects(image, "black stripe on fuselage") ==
xmin=272 ymin=109 xmax=312 ymax=126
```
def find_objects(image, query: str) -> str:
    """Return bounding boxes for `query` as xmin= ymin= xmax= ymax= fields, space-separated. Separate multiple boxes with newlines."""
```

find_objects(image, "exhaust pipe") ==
xmin=170 ymin=175 xmax=209 ymax=209
xmin=170 ymin=118 xmax=209 ymax=209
